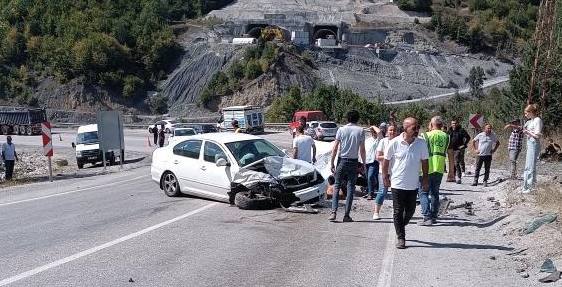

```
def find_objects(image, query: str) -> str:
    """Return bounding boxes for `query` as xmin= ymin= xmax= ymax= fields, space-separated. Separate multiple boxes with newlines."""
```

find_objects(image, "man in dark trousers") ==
xmin=2 ymin=135 xmax=19 ymax=180
xmin=447 ymin=119 xmax=471 ymax=184
xmin=152 ymin=125 xmax=158 ymax=145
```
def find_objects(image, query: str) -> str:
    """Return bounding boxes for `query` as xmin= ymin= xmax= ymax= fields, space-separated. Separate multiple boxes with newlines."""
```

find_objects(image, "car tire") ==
xmin=77 ymin=162 xmax=84 ymax=169
xmin=234 ymin=192 xmax=275 ymax=210
xmin=162 ymin=172 xmax=180 ymax=197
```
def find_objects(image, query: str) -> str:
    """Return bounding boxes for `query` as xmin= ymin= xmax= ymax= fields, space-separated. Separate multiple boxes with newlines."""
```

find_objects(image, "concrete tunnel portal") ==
xmin=313 ymin=25 xmax=338 ymax=41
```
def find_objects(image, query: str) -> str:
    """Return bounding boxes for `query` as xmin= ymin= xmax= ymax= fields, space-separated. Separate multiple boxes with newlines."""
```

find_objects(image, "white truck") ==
xmin=220 ymin=105 xmax=264 ymax=134
xmin=71 ymin=124 xmax=116 ymax=169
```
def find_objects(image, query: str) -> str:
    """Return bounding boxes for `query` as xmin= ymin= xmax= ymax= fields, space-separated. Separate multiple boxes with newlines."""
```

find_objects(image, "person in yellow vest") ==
xmin=418 ymin=116 xmax=450 ymax=226
xmin=232 ymin=119 xmax=242 ymax=133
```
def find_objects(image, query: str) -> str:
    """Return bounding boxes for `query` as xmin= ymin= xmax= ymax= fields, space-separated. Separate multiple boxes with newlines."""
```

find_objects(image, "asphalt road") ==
xmin=0 ymin=129 xmax=537 ymax=286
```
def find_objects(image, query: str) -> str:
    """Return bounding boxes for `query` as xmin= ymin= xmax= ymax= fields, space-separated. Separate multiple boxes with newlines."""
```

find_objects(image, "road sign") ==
xmin=468 ymin=114 xmax=484 ymax=130
xmin=41 ymin=122 xmax=53 ymax=156
xmin=390 ymin=110 xmax=397 ymax=120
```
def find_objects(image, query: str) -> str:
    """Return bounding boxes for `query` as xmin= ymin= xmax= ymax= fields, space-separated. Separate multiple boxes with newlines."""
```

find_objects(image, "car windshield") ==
xmin=320 ymin=122 xmax=337 ymax=128
xmin=168 ymin=120 xmax=178 ymax=124
xmin=225 ymin=139 xmax=286 ymax=167
xmin=175 ymin=129 xmax=195 ymax=136
xmin=76 ymin=131 xmax=99 ymax=144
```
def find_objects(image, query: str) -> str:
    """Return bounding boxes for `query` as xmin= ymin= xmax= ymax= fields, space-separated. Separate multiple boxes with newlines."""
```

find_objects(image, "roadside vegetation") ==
xmin=0 ymin=0 xmax=234 ymax=103
xmin=417 ymin=0 xmax=541 ymax=55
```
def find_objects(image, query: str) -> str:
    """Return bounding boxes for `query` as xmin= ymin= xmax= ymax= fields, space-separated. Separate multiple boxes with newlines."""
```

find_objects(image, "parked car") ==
xmin=191 ymin=124 xmax=218 ymax=134
xmin=168 ymin=127 xmax=197 ymax=145
xmin=151 ymin=133 xmax=326 ymax=209
xmin=308 ymin=121 xmax=339 ymax=141
xmin=148 ymin=120 xmax=178 ymax=133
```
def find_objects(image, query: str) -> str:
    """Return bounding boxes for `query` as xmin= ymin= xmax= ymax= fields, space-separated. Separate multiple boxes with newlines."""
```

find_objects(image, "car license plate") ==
xmin=88 ymin=156 xmax=97 ymax=160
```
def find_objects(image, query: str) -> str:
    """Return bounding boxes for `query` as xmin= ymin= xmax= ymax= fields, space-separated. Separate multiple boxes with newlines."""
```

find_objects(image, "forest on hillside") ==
xmin=0 ymin=0 xmax=233 ymax=104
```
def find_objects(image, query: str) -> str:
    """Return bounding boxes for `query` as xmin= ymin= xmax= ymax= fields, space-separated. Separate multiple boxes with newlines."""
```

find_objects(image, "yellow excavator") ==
xmin=260 ymin=26 xmax=284 ymax=42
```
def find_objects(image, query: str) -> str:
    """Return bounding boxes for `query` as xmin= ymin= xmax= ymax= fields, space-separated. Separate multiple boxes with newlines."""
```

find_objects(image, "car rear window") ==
xmin=320 ymin=122 xmax=337 ymax=128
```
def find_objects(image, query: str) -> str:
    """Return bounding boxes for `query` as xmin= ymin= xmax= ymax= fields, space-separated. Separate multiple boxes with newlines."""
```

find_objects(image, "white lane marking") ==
xmin=0 ymin=175 xmax=148 ymax=207
xmin=376 ymin=225 xmax=395 ymax=287
xmin=0 ymin=202 xmax=218 ymax=286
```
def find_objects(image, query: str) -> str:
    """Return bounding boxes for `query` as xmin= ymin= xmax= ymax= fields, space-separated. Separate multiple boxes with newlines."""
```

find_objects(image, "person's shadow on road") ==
xmin=406 ymin=239 xmax=514 ymax=251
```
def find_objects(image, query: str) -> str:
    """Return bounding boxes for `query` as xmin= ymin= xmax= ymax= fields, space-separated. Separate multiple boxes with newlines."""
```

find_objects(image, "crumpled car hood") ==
xmin=232 ymin=156 xmax=317 ymax=188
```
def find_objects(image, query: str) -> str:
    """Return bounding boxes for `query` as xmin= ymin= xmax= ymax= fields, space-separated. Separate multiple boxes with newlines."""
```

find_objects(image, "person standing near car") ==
xmin=152 ymin=125 xmax=158 ymax=145
xmin=292 ymin=126 xmax=316 ymax=163
xmin=328 ymin=110 xmax=366 ymax=223
xmin=232 ymin=120 xmax=242 ymax=133
xmin=448 ymin=119 xmax=471 ymax=184
xmin=158 ymin=124 xmax=166 ymax=147
xmin=382 ymin=117 xmax=428 ymax=249
xmin=2 ymin=135 xmax=19 ymax=180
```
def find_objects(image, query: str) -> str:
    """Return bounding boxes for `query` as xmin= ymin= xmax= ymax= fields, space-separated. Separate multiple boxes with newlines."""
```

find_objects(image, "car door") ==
xmin=189 ymin=140 xmax=233 ymax=202
xmin=171 ymin=140 xmax=202 ymax=194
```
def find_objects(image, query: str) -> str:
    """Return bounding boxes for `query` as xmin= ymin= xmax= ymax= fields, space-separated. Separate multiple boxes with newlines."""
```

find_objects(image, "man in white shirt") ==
xmin=382 ymin=117 xmax=429 ymax=249
xmin=292 ymin=126 xmax=316 ymax=163
xmin=2 ymin=135 xmax=19 ymax=180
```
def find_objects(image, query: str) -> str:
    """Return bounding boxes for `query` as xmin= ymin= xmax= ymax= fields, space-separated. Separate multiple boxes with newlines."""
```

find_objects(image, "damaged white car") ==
xmin=151 ymin=133 xmax=326 ymax=209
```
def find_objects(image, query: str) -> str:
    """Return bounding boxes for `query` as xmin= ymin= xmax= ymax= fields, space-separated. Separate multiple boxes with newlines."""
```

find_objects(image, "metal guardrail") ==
xmin=52 ymin=122 xmax=293 ymax=130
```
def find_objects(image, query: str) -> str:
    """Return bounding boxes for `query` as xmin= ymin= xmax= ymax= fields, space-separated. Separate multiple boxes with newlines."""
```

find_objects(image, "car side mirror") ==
xmin=216 ymin=158 xmax=230 ymax=167
xmin=71 ymin=142 xmax=76 ymax=148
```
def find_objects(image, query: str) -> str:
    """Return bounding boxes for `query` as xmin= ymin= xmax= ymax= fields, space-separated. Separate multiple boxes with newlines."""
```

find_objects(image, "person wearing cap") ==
xmin=232 ymin=120 xmax=242 ymax=133
xmin=504 ymin=119 xmax=523 ymax=180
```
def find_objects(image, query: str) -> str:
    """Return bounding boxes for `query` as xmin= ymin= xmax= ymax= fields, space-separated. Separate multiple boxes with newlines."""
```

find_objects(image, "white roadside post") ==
xmin=42 ymin=122 xmax=54 ymax=182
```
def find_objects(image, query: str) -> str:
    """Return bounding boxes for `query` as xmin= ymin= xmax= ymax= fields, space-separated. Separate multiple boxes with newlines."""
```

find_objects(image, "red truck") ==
xmin=289 ymin=110 xmax=327 ymax=136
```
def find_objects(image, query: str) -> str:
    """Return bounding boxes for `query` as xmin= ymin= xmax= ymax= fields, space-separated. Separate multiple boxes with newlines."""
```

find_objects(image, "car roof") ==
xmin=188 ymin=132 xmax=262 ymax=143
xmin=309 ymin=120 xmax=336 ymax=123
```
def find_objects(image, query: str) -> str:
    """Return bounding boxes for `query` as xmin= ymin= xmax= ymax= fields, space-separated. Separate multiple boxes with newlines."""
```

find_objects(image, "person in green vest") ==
xmin=418 ymin=116 xmax=450 ymax=226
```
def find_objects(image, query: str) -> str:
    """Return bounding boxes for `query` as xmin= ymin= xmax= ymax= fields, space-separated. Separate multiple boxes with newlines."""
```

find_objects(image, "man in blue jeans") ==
xmin=329 ymin=110 xmax=366 ymax=222
xmin=363 ymin=124 xmax=384 ymax=200
xmin=418 ymin=116 xmax=450 ymax=226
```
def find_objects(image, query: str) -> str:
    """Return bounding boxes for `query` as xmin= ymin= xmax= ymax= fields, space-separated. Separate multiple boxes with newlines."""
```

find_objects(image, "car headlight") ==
xmin=76 ymin=151 xmax=82 ymax=157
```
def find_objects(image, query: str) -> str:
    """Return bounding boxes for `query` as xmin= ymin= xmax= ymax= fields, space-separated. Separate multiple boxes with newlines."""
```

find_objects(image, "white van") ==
xmin=72 ymin=124 xmax=116 ymax=169
xmin=220 ymin=105 xmax=264 ymax=134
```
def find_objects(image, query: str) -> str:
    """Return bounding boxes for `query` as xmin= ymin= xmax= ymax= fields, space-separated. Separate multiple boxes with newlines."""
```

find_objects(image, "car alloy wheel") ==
xmin=162 ymin=172 xmax=180 ymax=197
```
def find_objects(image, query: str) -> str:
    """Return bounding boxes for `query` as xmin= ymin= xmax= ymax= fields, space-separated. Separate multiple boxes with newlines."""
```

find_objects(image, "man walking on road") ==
xmin=329 ymin=110 xmax=366 ymax=223
xmin=418 ymin=116 xmax=449 ymax=226
xmin=471 ymin=123 xmax=500 ymax=187
xmin=448 ymin=119 xmax=471 ymax=184
xmin=382 ymin=117 xmax=429 ymax=249
xmin=2 ymin=135 xmax=19 ymax=180
xmin=292 ymin=126 xmax=316 ymax=163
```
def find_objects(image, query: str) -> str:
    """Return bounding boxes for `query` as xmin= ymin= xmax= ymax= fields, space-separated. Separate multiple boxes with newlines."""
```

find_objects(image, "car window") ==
xmin=310 ymin=123 xmax=318 ymax=128
xmin=225 ymin=139 xmax=285 ymax=167
xmin=173 ymin=140 xmax=202 ymax=159
xmin=76 ymin=131 xmax=99 ymax=144
xmin=175 ymin=129 xmax=195 ymax=136
xmin=320 ymin=122 xmax=337 ymax=128
xmin=203 ymin=141 xmax=227 ymax=163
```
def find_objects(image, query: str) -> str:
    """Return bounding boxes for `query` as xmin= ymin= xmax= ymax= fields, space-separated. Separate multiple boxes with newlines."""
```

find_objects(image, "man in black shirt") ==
xmin=447 ymin=119 xmax=471 ymax=183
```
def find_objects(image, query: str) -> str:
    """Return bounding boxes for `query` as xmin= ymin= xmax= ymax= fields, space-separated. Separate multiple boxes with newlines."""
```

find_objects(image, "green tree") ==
xmin=468 ymin=66 xmax=485 ymax=98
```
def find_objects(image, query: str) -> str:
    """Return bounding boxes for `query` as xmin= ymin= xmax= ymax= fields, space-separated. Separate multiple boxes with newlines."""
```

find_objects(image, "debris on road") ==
xmin=525 ymin=214 xmax=558 ymax=234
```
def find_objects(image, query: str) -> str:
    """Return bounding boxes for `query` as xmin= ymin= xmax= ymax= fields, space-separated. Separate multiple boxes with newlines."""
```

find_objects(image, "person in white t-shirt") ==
xmin=2 ymin=135 xmax=19 ymax=180
xmin=292 ymin=126 xmax=316 ymax=163
xmin=372 ymin=122 xmax=398 ymax=220
xmin=382 ymin=117 xmax=429 ymax=249
xmin=522 ymin=104 xmax=543 ymax=193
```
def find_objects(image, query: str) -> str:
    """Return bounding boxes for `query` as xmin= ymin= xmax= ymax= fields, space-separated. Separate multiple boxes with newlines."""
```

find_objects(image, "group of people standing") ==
xmin=307 ymin=104 xmax=544 ymax=249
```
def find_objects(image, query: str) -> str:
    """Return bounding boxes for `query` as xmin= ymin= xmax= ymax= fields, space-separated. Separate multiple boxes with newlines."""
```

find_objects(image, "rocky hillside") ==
xmin=12 ymin=0 xmax=518 ymax=121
